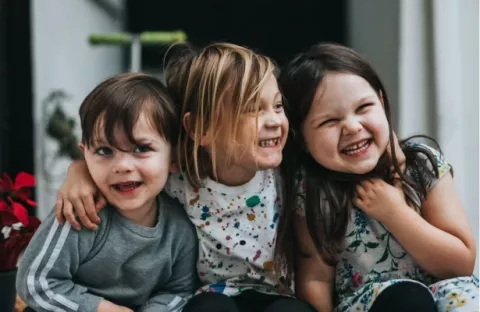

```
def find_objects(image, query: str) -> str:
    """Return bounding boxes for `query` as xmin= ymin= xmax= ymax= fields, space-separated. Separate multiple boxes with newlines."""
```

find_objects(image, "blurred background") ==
xmin=0 ymin=0 xmax=478 ymax=273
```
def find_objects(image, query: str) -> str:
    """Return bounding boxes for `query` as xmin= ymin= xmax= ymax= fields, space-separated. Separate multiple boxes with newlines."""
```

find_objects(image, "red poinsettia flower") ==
xmin=0 ymin=172 xmax=37 ymax=206
xmin=0 ymin=172 xmax=40 ymax=272
xmin=0 ymin=172 xmax=36 ymax=226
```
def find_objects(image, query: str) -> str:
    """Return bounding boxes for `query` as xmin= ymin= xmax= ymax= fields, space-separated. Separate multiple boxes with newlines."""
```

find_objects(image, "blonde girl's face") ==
xmin=212 ymin=74 xmax=289 ymax=185
xmin=302 ymin=72 xmax=390 ymax=174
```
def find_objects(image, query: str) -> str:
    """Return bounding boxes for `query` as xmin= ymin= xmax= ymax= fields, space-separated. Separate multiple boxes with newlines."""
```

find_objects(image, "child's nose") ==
xmin=342 ymin=117 xmax=362 ymax=135
xmin=264 ymin=112 xmax=282 ymax=127
xmin=113 ymin=154 xmax=134 ymax=173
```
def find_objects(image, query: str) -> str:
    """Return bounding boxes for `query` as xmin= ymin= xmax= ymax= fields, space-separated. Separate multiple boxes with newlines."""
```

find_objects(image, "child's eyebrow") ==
xmin=356 ymin=95 xmax=377 ymax=104
xmin=133 ymin=137 xmax=153 ymax=144
xmin=261 ymin=91 xmax=282 ymax=105
xmin=310 ymin=114 xmax=330 ymax=126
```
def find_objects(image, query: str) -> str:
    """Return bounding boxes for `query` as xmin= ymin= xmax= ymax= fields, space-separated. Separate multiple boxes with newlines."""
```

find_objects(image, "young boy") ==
xmin=16 ymin=73 xmax=198 ymax=312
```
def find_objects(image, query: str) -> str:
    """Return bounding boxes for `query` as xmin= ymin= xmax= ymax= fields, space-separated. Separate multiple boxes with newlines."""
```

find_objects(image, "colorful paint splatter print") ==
xmin=166 ymin=168 xmax=287 ymax=296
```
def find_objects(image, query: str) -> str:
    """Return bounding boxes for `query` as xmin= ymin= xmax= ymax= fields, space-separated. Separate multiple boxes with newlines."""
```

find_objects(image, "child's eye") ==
xmin=95 ymin=147 xmax=113 ymax=156
xmin=274 ymin=102 xmax=284 ymax=111
xmin=357 ymin=103 xmax=373 ymax=112
xmin=319 ymin=118 xmax=338 ymax=127
xmin=134 ymin=144 xmax=152 ymax=153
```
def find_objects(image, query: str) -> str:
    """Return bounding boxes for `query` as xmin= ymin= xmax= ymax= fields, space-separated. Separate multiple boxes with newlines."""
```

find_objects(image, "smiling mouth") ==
xmin=112 ymin=181 xmax=143 ymax=192
xmin=341 ymin=139 xmax=372 ymax=155
xmin=258 ymin=138 xmax=280 ymax=147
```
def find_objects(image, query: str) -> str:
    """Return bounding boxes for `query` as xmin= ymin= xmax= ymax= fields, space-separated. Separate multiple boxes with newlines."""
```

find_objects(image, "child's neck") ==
xmin=117 ymin=198 xmax=158 ymax=227
xmin=211 ymin=166 xmax=258 ymax=186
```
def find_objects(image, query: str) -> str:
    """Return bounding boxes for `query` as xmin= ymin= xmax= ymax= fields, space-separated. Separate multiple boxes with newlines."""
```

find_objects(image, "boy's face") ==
xmin=80 ymin=113 xmax=176 ymax=219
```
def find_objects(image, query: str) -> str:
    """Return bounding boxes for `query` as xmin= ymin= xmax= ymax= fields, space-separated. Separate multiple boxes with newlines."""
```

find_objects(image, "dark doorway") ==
xmin=125 ymin=0 xmax=347 ymax=69
xmin=0 ymin=0 xmax=34 ymax=177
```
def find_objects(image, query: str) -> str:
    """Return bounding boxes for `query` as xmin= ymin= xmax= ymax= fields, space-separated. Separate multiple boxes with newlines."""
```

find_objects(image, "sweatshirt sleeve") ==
xmin=138 ymin=217 xmax=198 ymax=312
xmin=16 ymin=210 xmax=103 ymax=312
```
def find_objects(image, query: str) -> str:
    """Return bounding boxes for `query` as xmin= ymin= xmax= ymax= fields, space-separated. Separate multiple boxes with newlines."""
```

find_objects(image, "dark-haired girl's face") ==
xmin=301 ymin=72 xmax=390 ymax=174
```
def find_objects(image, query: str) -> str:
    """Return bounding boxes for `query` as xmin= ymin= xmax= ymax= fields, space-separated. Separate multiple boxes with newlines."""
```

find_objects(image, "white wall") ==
xmin=458 ymin=0 xmax=479 ymax=259
xmin=31 ymin=0 xmax=124 ymax=219
xmin=347 ymin=0 xmax=400 ymax=128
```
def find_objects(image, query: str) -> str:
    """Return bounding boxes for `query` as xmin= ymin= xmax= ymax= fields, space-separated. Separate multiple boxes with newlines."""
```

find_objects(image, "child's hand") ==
xmin=55 ymin=160 xmax=106 ymax=230
xmin=354 ymin=178 xmax=408 ymax=223
xmin=97 ymin=299 xmax=134 ymax=312
xmin=387 ymin=132 xmax=406 ymax=174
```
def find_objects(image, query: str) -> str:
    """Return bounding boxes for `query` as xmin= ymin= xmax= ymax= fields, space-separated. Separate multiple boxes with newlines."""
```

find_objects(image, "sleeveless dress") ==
xmin=297 ymin=143 xmax=478 ymax=312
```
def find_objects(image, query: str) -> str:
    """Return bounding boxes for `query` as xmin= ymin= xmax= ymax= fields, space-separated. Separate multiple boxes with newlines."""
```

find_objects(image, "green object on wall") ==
xmin=88 ymin=31 xmax=187 ymax=45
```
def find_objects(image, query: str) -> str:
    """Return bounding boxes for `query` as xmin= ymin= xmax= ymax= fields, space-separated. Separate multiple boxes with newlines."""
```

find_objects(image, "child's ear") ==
xmin=183 ymin=112 xmax=211 ymax=146
xmin=78 ymin=143 xmax=86 ymax=153
xmin=168 ymin=150 xmax=179 ymax=174
xmin=169 ymin=162 xmax=179 ymax=174
xmin=378 ymin=90 xmax=385 ymax=108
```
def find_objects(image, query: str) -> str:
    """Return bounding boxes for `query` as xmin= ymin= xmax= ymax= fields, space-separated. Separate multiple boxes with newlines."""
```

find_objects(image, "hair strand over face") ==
xmin=164 ymin=42 xmax=277 ymax=188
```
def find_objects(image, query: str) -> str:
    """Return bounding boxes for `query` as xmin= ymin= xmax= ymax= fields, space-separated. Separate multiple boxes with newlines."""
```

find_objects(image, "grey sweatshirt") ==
xmin=16 ymin=193 xmax=198 ymax=312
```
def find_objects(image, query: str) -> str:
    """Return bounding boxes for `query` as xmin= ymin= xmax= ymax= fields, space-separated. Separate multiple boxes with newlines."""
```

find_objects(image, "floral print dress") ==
xmin=298 ymin=143 xmax=478 ymax=312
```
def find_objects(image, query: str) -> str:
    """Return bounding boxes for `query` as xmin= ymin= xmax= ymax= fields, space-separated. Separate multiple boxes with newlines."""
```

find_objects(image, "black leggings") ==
xmin=182 ymin=291 xmax=315 ymax=312
xmin=369 ymin=281 xmax=437 ymax=312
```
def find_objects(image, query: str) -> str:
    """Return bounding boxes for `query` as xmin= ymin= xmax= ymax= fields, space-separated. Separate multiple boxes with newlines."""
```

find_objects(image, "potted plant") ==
xmin=0 ymin=172 xmax=40 ymax=312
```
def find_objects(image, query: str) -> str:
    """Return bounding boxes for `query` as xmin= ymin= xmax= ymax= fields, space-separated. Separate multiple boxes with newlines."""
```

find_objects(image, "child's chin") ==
xmin=109 ymin=199 xmax=141 ymax=212
xmin=257 ymin=156 xmax=283 ymax=170
xmin=350 ymin=162 xmax=379 ymax=175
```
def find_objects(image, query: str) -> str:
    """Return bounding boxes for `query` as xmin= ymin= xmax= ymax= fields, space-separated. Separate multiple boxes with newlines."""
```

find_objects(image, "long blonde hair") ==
xmin=164 ymin=42 xmax=276 ymax=187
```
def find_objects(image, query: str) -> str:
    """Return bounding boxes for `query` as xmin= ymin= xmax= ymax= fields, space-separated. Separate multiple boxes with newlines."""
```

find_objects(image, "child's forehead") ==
xmin=92 ymin=113 xmax=159 ymax=139
xmin=94 ymin=110 xmax=155 ymax=128
xmin=259 ymin=74 xmax=281 ymax=102
xmin=314 ymin=73 xmax=377 ymax=106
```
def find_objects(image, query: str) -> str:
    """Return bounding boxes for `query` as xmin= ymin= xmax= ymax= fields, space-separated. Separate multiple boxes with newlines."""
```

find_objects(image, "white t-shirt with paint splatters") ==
xmin=165 ymin=168 xmax=285 ymax=297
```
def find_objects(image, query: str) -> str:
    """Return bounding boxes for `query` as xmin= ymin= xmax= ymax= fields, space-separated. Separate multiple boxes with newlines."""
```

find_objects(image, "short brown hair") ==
xmin=79 ymin=72 xmax=178 ymax=149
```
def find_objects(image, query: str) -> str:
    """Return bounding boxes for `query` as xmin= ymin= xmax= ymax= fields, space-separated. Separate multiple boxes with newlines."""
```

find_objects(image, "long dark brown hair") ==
xmin=274 ymin=43 xmax=441 ymax=286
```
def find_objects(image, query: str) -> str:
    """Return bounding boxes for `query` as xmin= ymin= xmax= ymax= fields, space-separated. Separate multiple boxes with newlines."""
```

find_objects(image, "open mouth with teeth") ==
xmin=258 ymin=138 xmax=280 ymax=148
xmin=341 ymin=139 xmax=372 ymax=156
xmin=113 ymin=181 xmax=143 ymax=192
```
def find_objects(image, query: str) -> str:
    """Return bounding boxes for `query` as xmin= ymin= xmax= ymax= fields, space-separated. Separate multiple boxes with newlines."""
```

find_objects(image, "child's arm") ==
xmin=55 ymin=160 xmax=106 ymax=230
xmin=384 ymin=174 xmax=475 ymax=277
xmin=16 ymin=211 xmax=124 ymax=312
xmin=138 ymin=222 xmax=198 ymax=312
xmin=97 ymin=300 xmax=133 ymax=312
xmin=355 ymin=149 xmax=476 ymax=279
xmin=295 ymin=216 xmax=335 ymax=312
